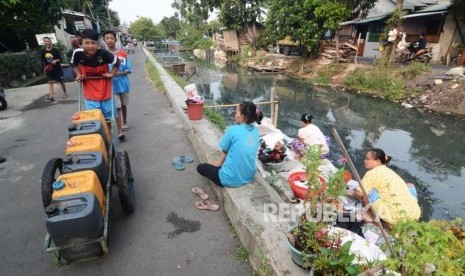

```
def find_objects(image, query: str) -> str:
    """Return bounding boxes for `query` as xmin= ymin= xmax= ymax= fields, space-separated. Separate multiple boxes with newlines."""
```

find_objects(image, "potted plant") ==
xmin=288 ymin=145 xmax=326 ymax=200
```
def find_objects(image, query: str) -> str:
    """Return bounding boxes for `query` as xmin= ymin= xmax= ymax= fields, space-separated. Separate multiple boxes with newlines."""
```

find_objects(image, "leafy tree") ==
xmin=264 ymin=0 xmax=375 ymax=56
xmin=172 ymin=0 xmax=269 ymax=30
xmin=0 ymin=0 xmax=64 ymax=51
xmin=129 ymin=17 xmax=163 ymax=42
xmin=159 ymin=16 xmax=182 ymax=39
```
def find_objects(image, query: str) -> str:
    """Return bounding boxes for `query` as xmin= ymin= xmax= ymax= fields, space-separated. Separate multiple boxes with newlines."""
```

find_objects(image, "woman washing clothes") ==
xmin=354 ymin=148 xmax=421 ymax=229
xmin=197 ymin=101 xmax=263 ymax=188
xmin=291 ymin=114 xmax=329 ymax=159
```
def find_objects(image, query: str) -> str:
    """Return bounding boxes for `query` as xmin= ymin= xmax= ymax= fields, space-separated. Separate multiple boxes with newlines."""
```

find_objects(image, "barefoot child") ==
xmin=71 ymin=29 xmax=122 ymax=138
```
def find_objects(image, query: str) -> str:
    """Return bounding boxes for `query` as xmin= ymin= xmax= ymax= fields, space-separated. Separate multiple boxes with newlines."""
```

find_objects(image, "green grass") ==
xmin=145 ymin=61 xmax=165 ymax=93
xmin=235 ymin=245 xmax=249 ymax=262
xmin=401 ymin=61 xmax=431 ymax=79
xmin=204 ymin=108 xmax=227 ymax=131
xmin=342 ymin=66 xmax=405 ymax=100
xmin=252 ymin=259 xmax=274 ymax=276
xmin=308 ymin=64 xmax=347 ymax=86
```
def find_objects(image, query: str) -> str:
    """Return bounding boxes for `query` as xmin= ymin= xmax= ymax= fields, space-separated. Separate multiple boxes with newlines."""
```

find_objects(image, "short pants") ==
xmin=85 ymin=98 xmax=117 ymax=120
xmin=114 ymin=93 xmax=129 ymax=108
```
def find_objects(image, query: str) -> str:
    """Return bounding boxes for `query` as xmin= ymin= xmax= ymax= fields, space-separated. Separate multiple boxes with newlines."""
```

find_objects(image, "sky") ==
xmin=109 ymin=0 xmax=178 ymax=25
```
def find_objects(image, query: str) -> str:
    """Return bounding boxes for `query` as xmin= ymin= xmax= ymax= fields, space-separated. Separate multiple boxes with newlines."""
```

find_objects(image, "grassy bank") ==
xmin=146 ymin=61 xmax=166 ymax=93
xmin=342 ymin=62 xmax=430 ymax=100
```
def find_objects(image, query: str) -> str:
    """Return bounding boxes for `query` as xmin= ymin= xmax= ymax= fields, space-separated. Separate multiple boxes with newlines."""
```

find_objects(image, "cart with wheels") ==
xmin=41 ymin=76 xmax=135 ymax=265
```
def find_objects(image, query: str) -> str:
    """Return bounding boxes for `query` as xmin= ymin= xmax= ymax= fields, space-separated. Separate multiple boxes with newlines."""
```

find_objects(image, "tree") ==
xmin=172 ymin=0 xmax=269 ymax=30
xmin=382 ymin=0 xmax=404 ymax=65
xmin=159 ymin=16 xmax=182 ymax=39
xmin=129 ymin=17 xmax=163 ymax=42
xmin=264 ymin=0 xmax=376 ymax=57
xmin=0 ymin=0 xmax=64 ymax=51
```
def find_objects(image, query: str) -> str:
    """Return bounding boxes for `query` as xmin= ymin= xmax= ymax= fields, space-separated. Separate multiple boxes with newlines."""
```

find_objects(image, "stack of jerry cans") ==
xmin=45 ymin=109 xmax=110 ymax=262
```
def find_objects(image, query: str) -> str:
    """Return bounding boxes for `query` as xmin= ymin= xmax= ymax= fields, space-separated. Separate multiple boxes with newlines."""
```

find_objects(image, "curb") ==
xmin=144 ymin=48 xmax=308 ymax=275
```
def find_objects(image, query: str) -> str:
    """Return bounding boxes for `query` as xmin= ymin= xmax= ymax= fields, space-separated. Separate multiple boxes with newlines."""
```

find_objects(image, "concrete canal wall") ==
xmin=143 ymin=48 xmax=308 ymax=275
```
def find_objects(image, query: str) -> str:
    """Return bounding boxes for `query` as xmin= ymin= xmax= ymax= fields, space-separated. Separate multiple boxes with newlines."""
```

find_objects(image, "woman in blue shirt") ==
xmin=197 ymin=101 xmax=263 ymax=187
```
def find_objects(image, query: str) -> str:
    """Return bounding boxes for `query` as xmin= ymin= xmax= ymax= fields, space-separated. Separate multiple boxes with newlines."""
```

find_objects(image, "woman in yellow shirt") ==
xmin=355 ymin=148 xmax=421 ymax=227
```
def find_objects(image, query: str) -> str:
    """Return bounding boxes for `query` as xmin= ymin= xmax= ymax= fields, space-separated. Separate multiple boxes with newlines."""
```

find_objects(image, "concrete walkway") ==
xmin=144 ymin=48 xmax=307 ymax=275
xmin=0 ymin=50 xmax=252 ymax=275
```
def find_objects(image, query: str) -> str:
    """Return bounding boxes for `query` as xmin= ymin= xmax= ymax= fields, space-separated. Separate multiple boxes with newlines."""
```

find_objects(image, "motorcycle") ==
xmin=0 ymin=84 xmax=6 ymax=110
xmin=397 ymin=43 xmax=433 ymax=64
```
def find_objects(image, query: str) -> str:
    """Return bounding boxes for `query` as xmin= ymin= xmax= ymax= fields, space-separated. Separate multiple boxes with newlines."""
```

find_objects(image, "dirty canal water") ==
xmin=187 ymin=59 xmax=465 ymax=221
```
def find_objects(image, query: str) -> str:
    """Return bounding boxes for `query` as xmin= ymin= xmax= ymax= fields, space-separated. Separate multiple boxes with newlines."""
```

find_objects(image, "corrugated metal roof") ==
xmin=417 ymin=0 xmax=438 ymax=4
xmin=340 ymin=14 xmax=389 ymax=26
xmin=416 ymin=0 xmax=451 ymax=12
xmin=402 ymin=10 xmax=447 ymax=19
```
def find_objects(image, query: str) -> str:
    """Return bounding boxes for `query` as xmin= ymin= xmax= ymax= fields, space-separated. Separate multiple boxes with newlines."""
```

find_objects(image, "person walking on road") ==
xmin=41 ymin=37 xmax=67 ymax=102
xmin=71 ymin=29 xmax=121 ymax=137
xmin=103 ymin=30 xmax=132 ymax=136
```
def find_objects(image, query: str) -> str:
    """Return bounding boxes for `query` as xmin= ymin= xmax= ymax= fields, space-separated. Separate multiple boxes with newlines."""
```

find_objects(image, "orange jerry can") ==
xmin=72 ymin=109 xmax=110 ymax=142
xmin=53 ymin=170 xmax=105 ymax=213
xmin=66 ymin=134 xmax=108 ymax=165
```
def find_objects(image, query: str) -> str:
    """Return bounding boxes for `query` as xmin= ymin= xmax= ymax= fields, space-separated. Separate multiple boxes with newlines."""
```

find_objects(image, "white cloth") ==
xmin=327 ymin=227 xmax=387 ymax=265
xmin=397 ymin=33 xmax=408 ymax=51
xmin=297 ymin=124 xmax=329 ymax=153
xmin=262 ymin=132 xmax=284 ymax=149
xmin=387 ymin=28 xmax=398 ymax=42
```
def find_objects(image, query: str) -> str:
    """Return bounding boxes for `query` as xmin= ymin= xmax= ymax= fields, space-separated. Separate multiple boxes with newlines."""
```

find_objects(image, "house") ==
xmin=340 ymin=0 xmax=465 ymax=63
xmin=54 ymin=9 xmax=98 ymax=50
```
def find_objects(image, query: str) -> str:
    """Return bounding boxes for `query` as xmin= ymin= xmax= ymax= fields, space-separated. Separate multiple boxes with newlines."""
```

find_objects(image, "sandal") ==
xmin=179 ymin=155 xmax=194 ymax=163
xmin=45 ymin=97 xmax=54 ymax=102
xmin=118 ymin=133 xmax=125 ymax=141
xmin=192 ymin=187 xmax=209 ymax=200
xmin=194 ymin=200 xmax=219 ymax=211
xmin=122 ymin=125 xmax=129 ymax=131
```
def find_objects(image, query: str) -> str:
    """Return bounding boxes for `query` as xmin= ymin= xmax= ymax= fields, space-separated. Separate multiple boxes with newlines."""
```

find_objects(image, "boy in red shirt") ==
xmin=71 ymin=29 xmax=123 ymax=139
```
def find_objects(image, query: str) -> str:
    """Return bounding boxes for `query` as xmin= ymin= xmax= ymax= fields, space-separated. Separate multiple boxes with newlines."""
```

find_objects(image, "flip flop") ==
xmin=118 ymin=133 xmax=125 ymax=141
xmin=172 ymin=157 xmax=185 ymax=170
xmin=194 ymin=200 xmax=219 ymax=211
xmin=62 ymin=94 xmax=68 ymax=98
xmin=122 ymin=125 xmax=129 ymax=131
xmin=45 ymin=97 xmax=54 ymax=102
xmin=179 ymin=155 xmax=194 ymax=163
xmin=192 ymin=187 xmax=209 ymax=200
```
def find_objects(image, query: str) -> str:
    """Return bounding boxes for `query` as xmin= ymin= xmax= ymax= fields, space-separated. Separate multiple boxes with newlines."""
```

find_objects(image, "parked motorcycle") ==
xmin=0 ymin=84 xmax=6 ymax=110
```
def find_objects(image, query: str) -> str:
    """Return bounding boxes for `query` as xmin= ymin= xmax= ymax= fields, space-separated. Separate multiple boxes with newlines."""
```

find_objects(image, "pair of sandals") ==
xmin=192 ymin=187 xmax=219 ymax=211
xmin=45 ymin=94 xmax=67 ymax=102
xmin=172 ymin=155 xmax=194 ymax=170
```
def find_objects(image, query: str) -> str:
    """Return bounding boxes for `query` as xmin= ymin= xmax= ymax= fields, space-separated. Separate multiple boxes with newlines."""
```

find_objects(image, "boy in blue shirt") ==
xmin=103 ymin=30 xmax=132 ymax=140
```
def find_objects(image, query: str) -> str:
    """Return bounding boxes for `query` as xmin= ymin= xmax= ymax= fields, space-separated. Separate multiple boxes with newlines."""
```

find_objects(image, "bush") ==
xmin=343 ymin=67 xmax=405 ymax=100
xmin=401 ymin=62 xmax=430 ymax=79
xmin=0 ymin=51 xmax=42 ymax=85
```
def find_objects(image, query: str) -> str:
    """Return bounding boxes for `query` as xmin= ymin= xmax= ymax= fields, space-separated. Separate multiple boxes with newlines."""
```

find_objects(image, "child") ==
xmin=103 ymin=30 xmax=132 ymax=137
xmin=71 ymin=29 xmax=123 ymax=139
xmin=41 ymin=36 xmax=67 ymax=101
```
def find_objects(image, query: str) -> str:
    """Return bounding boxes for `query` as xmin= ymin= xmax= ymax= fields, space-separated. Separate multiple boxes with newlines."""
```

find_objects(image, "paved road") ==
xmin=0 ymin=50 xmax=252 ymax=275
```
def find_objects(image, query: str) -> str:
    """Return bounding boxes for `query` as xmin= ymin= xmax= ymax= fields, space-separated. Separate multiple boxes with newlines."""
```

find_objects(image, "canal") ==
xmin=188 ymin=59 xmax=465 ymax=221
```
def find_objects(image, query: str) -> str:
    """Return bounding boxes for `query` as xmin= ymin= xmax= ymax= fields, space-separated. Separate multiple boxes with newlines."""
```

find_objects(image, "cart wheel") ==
xmin=41 ymin=158 xmax=63 ymax=208
xmin=115 ymin=150 xmax=135 ymax=214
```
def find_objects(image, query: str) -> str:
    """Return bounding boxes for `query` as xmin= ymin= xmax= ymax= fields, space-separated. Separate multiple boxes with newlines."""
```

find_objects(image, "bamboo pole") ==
xmin=331 ymin=127 xmax=396 ymax=258
xmin=273 ymin=102 xmax=279 ymax=128
xmin=203 ymin=101 xmax=279 ymax=109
